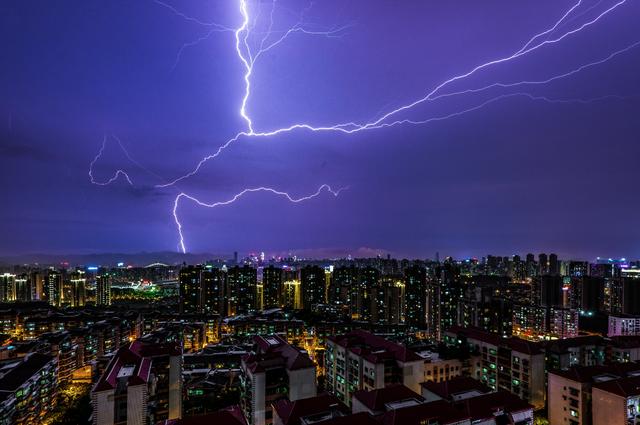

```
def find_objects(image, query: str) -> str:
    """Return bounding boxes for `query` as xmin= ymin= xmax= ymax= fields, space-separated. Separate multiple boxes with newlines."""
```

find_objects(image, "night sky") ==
xmin=1 ymin=0 xmax=639 ymax=259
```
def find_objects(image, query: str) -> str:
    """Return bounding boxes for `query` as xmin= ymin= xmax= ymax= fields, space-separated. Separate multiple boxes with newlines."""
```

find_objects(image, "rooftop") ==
xmin=328 ymin=330 xmax=422 ymax=363
xmin=452 ymin=390 xmax=533 ymax=421
xmin=380 ymin=399 xmax=470 ymax=425
xmin=243 ymin=335 xmax=315 ymax=373
xmin=447 ymin=326 xmax=544 ymax=355
xmin=550 ymin=362 xmax=640 ymax=384
xmin=353 ymin=384 xmax=424 ymax=413
xmin=593 ymin=375 xmax=640 ymax=398
xmin=159 ymin=405 xmax=247 ymax=425
xmin=420 ymin=376 xmax=491 ymax=401
xmin=0 ymin=353 xmax=54 ymax=393
xmin=272 ymin=394 xmax=348 ymax=425
xmin=93 ymin=343 xmax=154 ymax=392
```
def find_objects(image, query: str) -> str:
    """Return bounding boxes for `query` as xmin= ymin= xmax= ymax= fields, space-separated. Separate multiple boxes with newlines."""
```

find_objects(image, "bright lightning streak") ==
xmin=515 ymin=0 xmax=584 ymax=55
xmin=89 ymin=136 xmax=134 ymax=186
xmin=173 ymin=184 xmax=346 ymax=253
xmin=91 ymin=0 xmax=637 ymax=252
xmin=430 ymin=40 xmax=640 ymax=103
xmin=358 ymin=0 xmax=630 ymax=131
xmin=157 ymin=0 xmax=633 ymax=189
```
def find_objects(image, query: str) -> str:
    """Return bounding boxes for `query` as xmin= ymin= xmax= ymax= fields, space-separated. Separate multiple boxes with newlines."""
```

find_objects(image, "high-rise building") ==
xmin=227 ymin=265 xmax=257 ymax=315
xmin=92 ymin=339 xmax=182 ymax=424
xmin=404 ymin=265 xmax=427 ymax=328
xmin=525 ymin=253 xmax=537 ymax=278
xmin=371 ymin=276 xmax=405 ymax=325
xmin=69 ymin=269 xmax=86 ymax=307
xmin=325 ymin=330 xmax=423 ymax=406
xmin=15 ymin=274 xmax=30 ymax=302
xmin=0 ymin=273 xmax=16 ymax=302
xmin=549 ymin=253 xmax=559 ymax=276
xmin=622 ymin=276 xmax=640 ymax=315
xmin=532 ymin=275 xmax=563 ymax=307
xmin=31 ymin=271 xmax=45 ymax=301
xmin=568 ymin=261 xmax=589 ymax=278
xmin=355 ymin=267 xmax=379 ymax=321
xmin=0 ymin=353 xmax=58 ymax=424
xmin=96 ymin=268 xmax=112 ymax=306
xmin=281 ymin=280 xmax=302 ymax=310
xmin=426 ymin=263 xmax=461 ymax=341
xmin=46 ymin=270 xmax=62 ymax=307
xmin=329 ymin=266 xmax=358 ymax=314
xmin=300 ymin=265 xmax=326 ymax=310
xmin=241 ymin=335 xmax=316 ymax=425
xmin=262 ymin=265 xmax=282 ymax=309
xmin=580 ymin=276 xmax=604 ymax=312
xmin=201 ymin=267 xmax=224 ymax=314
xmin=445 ymin=326 xmax=546 ymax=409
xmin=538 ymin=253 xmax=549 ymax=276
xmin=179 ymin=265 xmax=202 ymax=314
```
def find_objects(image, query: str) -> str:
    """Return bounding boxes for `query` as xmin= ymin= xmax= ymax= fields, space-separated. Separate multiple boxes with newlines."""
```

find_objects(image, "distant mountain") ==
xmin=0 ymin=251 xmax=229 ymax=267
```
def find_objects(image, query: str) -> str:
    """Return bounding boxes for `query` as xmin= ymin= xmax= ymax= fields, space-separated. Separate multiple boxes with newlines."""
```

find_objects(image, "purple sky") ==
xmin=1 ymin=0 xmax=639 ymax=260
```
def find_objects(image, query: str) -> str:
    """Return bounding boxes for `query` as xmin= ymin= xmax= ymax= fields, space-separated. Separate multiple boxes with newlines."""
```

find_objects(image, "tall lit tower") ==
xmin=0 ymin=274 xmax=16 ymax=302
xmin=47 ymin=270 xmax=63 ymax=307
xmin=70 ymin=270 xmax=87 ymax=307
xmin=96 ymin=268 xmax=112 ymax=306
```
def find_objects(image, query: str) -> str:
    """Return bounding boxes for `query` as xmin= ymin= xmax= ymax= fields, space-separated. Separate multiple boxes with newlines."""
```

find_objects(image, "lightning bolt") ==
xmin=89 ymin=135 xmax=134 ymax=186
xmin=173 ymin=184 xmax=346 ymax=254
xmin=158 ymin=0 xmax=635 ymax=189
xmin=90 ymin=0 xmax=638 ymax=252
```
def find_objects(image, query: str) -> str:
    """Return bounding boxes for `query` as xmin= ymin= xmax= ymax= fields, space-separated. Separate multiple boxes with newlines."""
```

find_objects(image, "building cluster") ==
xmin=178 ymin=254 xmax=640 ymax=343
xmin=0 ymin=253 xmax=639 ymax=423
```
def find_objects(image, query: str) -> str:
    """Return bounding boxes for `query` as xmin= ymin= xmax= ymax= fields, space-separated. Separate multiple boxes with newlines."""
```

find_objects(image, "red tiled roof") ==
xmin=420 ymin=377 xmax=490 ymax=400
xmin=328 ymin=330 xmax=422 ymax=363
xmin=272 ymin=394 xmax=348 ymax=425
xmin=93 ymin=344 xmax=151 ymax=393
xmin=93 ymin=341 xmax=162 ymax=392
xmin=353 ymin=384 xmax=423 ymax=412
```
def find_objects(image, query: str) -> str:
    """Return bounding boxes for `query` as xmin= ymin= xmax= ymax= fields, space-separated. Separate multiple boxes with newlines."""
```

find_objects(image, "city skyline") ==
xmin=2 ymin=1 xmax=640 ymax=259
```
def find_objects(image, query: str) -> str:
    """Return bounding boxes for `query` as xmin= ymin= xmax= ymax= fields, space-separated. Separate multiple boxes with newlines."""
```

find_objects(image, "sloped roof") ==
xmin=243 ymin=335 xmax=314 ymax=373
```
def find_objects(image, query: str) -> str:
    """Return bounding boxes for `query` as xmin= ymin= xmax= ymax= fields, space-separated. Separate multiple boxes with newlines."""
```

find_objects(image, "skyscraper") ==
xmin=96 ymin=268 xmax=112 ymax=306
xmin=300 ymin=265 xmax=325 ymax=310
xmin=15 ymin=274 xmax=30 ymax=302
xmin=46 ymin=270 xmax=62 ymax=307
xmin=69 ymin=269 xmax=86 ymax=307
xmin=355 ymin=267 xmax=379 ymax=321
xmin=201 ymin=267 xmax=224 ymax=314
xmin=549 ymin=253 xmax=559 ymax=276
xmin=0 ymin=273 xmax=16 ymax=302
xmin=179 ymin=265 xmax=202 ymax=314
xmin=262 ymin=265 xmax=282 ymax=309
xmin=227 ymin=265 xmax=257 ymax=315
xmin=539 ymin=253 xmax=549 ymax=276
xmin=404 ymin=265 xmax=427 ymax=328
